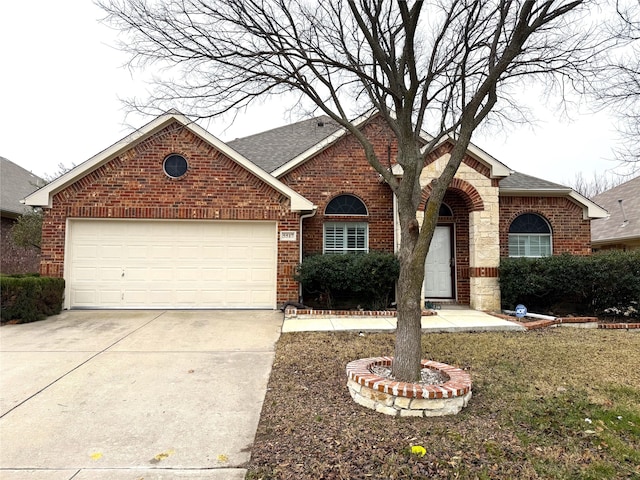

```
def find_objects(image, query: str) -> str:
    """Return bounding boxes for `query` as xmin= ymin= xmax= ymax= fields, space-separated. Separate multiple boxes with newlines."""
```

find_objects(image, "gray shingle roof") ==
xmin=499 ymin=172 xmax=571 ymax=191
xmin=227 ymin=115 xmax=342 ymax=173
xmin=0 ymin=157 xmax=45 ymax=217
xmin=591 ymin=175 xmax=640 ymax=243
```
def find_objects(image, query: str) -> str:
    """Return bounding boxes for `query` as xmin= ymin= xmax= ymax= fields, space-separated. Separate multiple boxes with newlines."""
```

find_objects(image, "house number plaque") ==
xmin=279 ymin=231 xmax=297 ymax=241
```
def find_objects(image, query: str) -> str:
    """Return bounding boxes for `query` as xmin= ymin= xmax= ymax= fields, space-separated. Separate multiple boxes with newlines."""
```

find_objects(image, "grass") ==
xmin=246 ymin=328 xmax=640 ymax=479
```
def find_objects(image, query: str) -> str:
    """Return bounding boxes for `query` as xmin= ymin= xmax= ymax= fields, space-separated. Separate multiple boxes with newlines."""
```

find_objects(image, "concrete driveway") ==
xmin=0 ymin=310 xmax=283 ymax=479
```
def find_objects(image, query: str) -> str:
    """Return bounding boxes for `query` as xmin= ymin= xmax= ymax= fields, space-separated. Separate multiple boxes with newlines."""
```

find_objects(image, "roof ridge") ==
xmin=228 ymin=115 xmax=334 ymax=143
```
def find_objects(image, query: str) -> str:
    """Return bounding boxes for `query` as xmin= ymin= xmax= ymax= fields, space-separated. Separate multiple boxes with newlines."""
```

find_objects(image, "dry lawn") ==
xmin=247 ymin=328 xmax=640 ymax=480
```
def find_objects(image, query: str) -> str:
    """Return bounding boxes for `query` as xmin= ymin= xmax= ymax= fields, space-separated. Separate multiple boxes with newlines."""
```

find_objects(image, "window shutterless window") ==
xmin=323 ymin=222 xmax=368 ymax=254
xmin=508 ymin=213 xmax=552 ymax=257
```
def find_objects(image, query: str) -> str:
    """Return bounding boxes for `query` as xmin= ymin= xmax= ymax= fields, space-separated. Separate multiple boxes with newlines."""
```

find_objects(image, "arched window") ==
xmin=508 ymin=213 xmax=552 ymax=257
xmin=439 ymin=203 xmax=453 ymax=217
xmin=324 ymin=194 xmax=368 ymax=254
xmin=325 ymin=194 xmax=368 ymax=215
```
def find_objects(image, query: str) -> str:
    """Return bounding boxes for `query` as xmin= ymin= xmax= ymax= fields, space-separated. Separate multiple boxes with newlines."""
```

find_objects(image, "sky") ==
xmin=0 ymin=1 xmax=627 ymax=186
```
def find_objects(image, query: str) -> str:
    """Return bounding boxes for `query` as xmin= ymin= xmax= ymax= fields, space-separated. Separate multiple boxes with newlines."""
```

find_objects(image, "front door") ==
xmin=424 ymin=225 xmax=454 ymax=299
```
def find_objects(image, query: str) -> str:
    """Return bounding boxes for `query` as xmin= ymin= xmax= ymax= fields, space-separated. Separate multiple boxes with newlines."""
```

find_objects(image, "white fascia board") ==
xmin=185 ymin=120 xmax=315 ymax=212
xmin=501 ymin=187 xmax=609 ymax=220
xmin=25 ymin=113 xmax=183 ymax=208
xmin=25 ymin=112 xmax=315 ymax=213
xmin=569 ymin=190 xmax=609 ymax=219
xmin=271 ymin=109 xmax=378 ymax=179
xmin=271 ymin=127 xmax=349 ymax=178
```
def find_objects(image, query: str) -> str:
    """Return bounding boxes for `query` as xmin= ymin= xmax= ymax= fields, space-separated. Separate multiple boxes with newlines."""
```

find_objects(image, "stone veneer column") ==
xmin=468 ymin=200 xmax=501 ymax=311
xmin=416 ymin=153 xmax=502 ymax=311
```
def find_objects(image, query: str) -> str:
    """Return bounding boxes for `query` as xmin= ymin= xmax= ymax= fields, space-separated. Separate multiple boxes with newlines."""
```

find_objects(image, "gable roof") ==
xmin=0 ymin=156 xmax=45 ymax=218
xmin=232 ymin=111 xmax=512 ymax=179
xmin=24 ymin=112 xmax=315 ymax=212
xmin=591 ymin=175 xmax=640 ymax=244
xmin=500 ymin=172 xmax=608 ymax=220
xmin=499 ymin=171 xmax=568 ymax=190
xmin=228 ymin=115 xmax=342 ymax=174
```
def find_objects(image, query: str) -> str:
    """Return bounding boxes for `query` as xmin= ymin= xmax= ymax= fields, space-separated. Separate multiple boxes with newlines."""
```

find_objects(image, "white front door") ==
xmin=424 ymin=225 xmax=454 ymax=298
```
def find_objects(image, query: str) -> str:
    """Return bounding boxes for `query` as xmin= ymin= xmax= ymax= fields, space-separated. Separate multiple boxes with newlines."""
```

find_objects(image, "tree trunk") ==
xmin=390 ymin=138 xmax=432 ymax=382
xmin=393 ymin=255 xmax=424 ymax=382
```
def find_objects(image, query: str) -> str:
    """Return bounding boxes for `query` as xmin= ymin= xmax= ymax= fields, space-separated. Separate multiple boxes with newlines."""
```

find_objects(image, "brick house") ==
xmin=591 ymin=175 xmax=640 ymax=251
xmin=25 ymin=111 xmax=606 ymax=311
xmin=1 ymin=157 xmax=45 ymax=274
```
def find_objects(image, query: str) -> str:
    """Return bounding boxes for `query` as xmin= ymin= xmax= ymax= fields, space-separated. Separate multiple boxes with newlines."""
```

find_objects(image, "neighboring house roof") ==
xmin=24 ymin=111 xmax=315 ymax=212
xmin=0 ymin=156 xmax=45 ymax=218
xmin=591 ymin=175 xmax=640 ymax=246
xmin=500 ymin=172 xmax=607 ymax=220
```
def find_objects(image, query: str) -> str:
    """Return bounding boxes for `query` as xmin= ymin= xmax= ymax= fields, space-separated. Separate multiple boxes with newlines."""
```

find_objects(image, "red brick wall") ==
xmin=445 ymin=192 xmax=471 ymax=304
xmin=499 ymin=196 xmax=592 ymax=257
xmin=40 ymin=121 xmax=301 ymax=305
xmin=280 ymin=119 xmax=395 ymax=256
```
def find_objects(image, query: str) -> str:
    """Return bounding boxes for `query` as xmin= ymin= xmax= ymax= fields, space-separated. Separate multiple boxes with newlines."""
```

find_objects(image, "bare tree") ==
xmin=594 ymin=0 xmax=640 ymax=169
xmin=99 ymin=0 xmax=612 ymax=382
xmin=568 ymin=170 xmax=630 ymax=198
xmin=11 ymin=209 xmax=43 ymax=251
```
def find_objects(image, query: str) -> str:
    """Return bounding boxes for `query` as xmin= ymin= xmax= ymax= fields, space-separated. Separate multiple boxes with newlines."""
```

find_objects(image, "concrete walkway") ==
xmin=0 ymin=310 xmax=282 ymax=480
xmin=283 ymin=306 xmax=525 ymax=333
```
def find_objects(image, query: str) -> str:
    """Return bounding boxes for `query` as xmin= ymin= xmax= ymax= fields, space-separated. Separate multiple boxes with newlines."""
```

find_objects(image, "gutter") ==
xmin=298 ymin=208 xmax=318 ymax=302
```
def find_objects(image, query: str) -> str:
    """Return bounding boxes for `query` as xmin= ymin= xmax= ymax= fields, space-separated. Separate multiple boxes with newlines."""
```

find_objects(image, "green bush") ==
xmin=499 ymin=251 xmax=640 ymax=318
xmin=0 ymin=275 xmax=65 ymax=323
xmin=295 ymin=252 xmax=400 ymax=310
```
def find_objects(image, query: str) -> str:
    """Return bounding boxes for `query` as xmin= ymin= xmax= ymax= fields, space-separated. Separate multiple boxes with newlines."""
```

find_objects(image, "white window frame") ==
xmin=323 ymin=222 xmax=369 ymax=254
xmin=508 ymin=233 xmax=552 ymax=258
xmin=508 ymin=213 xmax=553 ymax=258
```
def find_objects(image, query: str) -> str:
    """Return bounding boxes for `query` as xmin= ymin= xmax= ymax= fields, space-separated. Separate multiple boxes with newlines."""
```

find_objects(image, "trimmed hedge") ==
xmin=295 ymin=252 xmax=400 ymax=310
xmin=499 ymin=250 xmax=640 ymax=318
xmin=0 ymin=275 xmax=65 ymax=324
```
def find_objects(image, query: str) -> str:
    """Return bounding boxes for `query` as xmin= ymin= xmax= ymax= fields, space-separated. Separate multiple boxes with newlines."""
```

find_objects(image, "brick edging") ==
xmin=598 ymin=322 xmax=640 ymax=329
xmin=284 ymin=308 xmax=437 ymax=317
xmin=490 ymin=313 xmax=640 ymax=330
xmin=346 ymin=357 xmax=471 ymax=399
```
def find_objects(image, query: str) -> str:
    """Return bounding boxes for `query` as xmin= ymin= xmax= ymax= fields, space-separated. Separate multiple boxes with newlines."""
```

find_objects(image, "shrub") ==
xmin=295 ymin=252 xmax=400 ymax=310
xmin=499 ymin=250 xmax=640 ymax=318
xmin=0 ymin=275 xmax=65 ymax=324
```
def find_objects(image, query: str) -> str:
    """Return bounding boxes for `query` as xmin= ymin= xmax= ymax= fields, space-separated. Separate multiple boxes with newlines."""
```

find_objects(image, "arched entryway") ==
xmin=418 ymin=178 xmax=488 ymax=306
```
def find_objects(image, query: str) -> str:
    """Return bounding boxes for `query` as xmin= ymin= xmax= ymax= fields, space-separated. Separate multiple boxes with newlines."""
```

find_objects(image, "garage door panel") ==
xmin=150 ymin=245 xmax=173 ymax=259
xmin=202 ymin=268 xmax=224 ymax=280
xmin=99 ymin=290 xmax=122 ymax=306
xmin=67 ymin=220 xmax=277 ymax=308
xmin=227 ymin=246 xmax=251 ymax=259
xmin=72 ymin=289 xmax=97 ymax=306
xmin=251 ymin=268 xmax=273 ymax=281
xmin=73 ymin=267 xmax=97 ymax=281
xmin=99 ymin=267 xmax=123 ymax=281
xmin=253 ymin=246 xmax=275 ymax=259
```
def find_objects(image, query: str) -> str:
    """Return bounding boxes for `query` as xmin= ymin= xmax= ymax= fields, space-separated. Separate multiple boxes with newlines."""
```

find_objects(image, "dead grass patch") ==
xmin=247 ymin=329 xmax=640 ymax=480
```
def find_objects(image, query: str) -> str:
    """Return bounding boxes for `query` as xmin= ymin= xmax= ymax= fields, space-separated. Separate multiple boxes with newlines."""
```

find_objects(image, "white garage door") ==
xmin=67 ymin=220 xmax=277 ymax=309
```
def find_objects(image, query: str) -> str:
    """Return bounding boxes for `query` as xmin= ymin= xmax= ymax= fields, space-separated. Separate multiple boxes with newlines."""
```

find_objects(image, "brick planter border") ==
xmin=491 ymin=314 xmax=640 ymax=330
xmin=346 ymin=357 xmax=472 ymax=417
xmin=284 ymin=307 xmax=437 ymax=317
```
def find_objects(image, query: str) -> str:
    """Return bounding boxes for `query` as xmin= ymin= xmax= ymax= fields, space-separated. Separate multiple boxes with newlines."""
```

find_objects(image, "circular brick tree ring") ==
xmin=346 ymin=357 xmax=472 ymax=417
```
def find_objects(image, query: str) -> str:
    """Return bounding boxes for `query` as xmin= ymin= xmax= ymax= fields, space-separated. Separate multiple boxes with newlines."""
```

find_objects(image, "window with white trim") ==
xmin=324 ymin=223 xmax=368 ymax=254
xmin=323 ymin=194 xmax=369 ymax=254
xmin=508 ymin=213 xmax=552 ymax=257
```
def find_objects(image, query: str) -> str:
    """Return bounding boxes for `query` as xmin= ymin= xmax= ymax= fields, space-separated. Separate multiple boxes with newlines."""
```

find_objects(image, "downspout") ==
xmin=298 ymin=208 xmax=318 ymax=303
